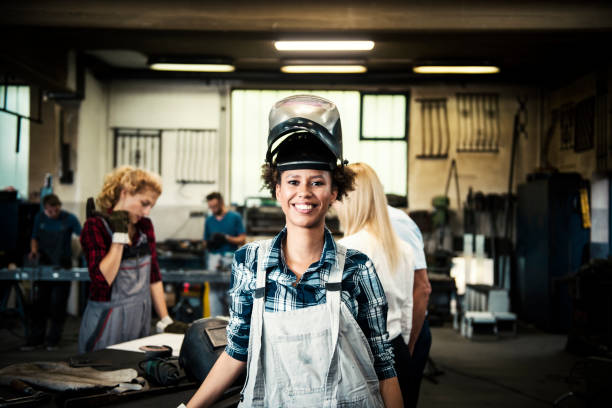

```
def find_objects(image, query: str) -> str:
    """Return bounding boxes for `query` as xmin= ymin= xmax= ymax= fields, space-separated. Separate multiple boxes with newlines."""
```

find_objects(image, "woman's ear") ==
xmin=331 ymin=187 xmax=338 ymax=204
xmin=275 ymin=183 xmax=281 ymax=201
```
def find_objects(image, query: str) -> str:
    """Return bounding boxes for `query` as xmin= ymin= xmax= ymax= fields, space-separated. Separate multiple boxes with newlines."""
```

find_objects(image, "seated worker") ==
xmin=78 ymin=166 xmax=173 ymax=353
xmin=21 ymin=193 xmax=82 ymax=351
xmin=184 ymin=95 xmax=403 ymax=408
xmin=203 ymin=192 xmax=246 ymax=317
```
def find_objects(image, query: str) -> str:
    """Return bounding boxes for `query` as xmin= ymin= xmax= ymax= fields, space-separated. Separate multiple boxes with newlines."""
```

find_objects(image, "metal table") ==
xmin=0 ymin=267 xmax=231 ymax=330
xmin=0 ymin=267 xmax=230 ymax=284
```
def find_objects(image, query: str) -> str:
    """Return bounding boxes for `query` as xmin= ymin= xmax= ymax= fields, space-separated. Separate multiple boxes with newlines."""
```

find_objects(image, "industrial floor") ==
xmin=0 ymin=314 xmax=590 ymax=407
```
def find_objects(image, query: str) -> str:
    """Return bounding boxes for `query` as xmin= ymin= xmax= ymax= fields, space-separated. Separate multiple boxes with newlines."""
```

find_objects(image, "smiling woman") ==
xmin=186 ymin=95 xmax=403 ymax=408
xmin=77 ymin=165 xmax=173 ymax=354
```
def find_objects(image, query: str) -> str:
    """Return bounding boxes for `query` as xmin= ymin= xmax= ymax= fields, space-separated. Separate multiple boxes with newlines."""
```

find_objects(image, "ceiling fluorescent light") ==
xmin=281 ymin=65 xmax=367 ymax=74
xmin=275 ymin=41 xmax=375 ymax=51
xmin=148 ymin=56 xmax=235 ymax=72
xmin=150 ymin=62 xmax=235 ymax=72
xmin=413 ymin=65 xmax=500 ymax=74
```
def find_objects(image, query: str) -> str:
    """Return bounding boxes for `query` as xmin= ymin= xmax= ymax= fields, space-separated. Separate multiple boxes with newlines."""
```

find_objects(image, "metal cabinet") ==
xmin=516 ymin=173 xmax=590 ymax=332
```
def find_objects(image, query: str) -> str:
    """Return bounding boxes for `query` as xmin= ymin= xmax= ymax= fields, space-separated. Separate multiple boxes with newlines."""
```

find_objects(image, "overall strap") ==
xmin=248 ymin=239 xmax=272 ymax=403
xmin=324 ymin=243 xmax=347 ymax=406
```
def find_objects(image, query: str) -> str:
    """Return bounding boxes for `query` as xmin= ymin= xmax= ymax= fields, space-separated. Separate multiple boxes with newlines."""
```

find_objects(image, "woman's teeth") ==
xmin=295 ymin=204 xmax=313 ymax=211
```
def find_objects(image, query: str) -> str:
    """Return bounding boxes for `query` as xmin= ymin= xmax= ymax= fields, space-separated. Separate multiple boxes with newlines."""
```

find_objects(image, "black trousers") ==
xmin=27 ymin=281 xmax=71 ymax=346
xmin=392 ymin=319 xmax=432 ymax=408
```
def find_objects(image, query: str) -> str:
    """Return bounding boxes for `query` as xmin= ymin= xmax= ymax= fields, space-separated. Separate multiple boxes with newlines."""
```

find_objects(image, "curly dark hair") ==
xmin=261 ymin=163 xmax=355 ymax=201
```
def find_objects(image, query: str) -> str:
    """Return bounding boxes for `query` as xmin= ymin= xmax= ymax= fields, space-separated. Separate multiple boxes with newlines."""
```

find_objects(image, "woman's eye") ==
xmin=288 ymin=180 xmax=299 ymax=185
xmin=312 ymin=181 xmax=323 ymax=186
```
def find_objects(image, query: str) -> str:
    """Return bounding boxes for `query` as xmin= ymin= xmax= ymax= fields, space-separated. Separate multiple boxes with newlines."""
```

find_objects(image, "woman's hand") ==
xmin=107 ymin=210 xmax=131 ymax=245
xmin=380 ymin=377 xmax=403 ymax=408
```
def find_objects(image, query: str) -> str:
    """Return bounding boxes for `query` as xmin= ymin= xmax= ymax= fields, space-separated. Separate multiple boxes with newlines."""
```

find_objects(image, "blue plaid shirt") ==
xmin=224 ymin=227 xmax=396 ymax=380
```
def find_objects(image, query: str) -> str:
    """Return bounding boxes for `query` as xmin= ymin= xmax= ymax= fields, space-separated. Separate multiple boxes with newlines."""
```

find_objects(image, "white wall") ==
xmin=35 ymin=76 xmax=226 ymax=240
xmin=108 ymin=80 xmax=224 ymax=240
xmin=52 ymin=71 xmax=110 ymax=218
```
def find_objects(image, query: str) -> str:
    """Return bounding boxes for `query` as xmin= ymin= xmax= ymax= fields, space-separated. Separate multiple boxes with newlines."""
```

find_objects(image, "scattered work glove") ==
xmin=108 ymin=210 xmax=130 ymax=244
xmin=156 ymin=315 xmax=174 ymax=333
xmin=208 ymin=233 xmax=228 ymax=250
xmin=164 ymin=320 xmax=190 ymax=334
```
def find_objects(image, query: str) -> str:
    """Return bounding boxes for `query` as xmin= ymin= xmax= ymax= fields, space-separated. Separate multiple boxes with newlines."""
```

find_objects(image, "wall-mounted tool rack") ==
xmin=175 ymin=129 xmax=218 ymax=184
xmin=574 ymin=96 xmax=595 ymax=152
xmin=559 ymin=102 xmax=575 ymax=151
xmin=416 ymin=98 xmax=449 ymax=159
xmin=113 ymin=127 xmax=163 ymax=174
xmin=456 ymin=93 xmax=500 ymax=153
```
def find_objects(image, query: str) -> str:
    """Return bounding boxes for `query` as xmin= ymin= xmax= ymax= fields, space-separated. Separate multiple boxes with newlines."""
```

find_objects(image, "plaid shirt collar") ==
xmin=264 ymin=226 xmax=338 ymax=278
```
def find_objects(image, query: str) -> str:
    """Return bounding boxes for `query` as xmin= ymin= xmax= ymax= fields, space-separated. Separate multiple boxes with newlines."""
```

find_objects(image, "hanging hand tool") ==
xmin=432 ymin=159 xmax=461 ymax=248
xmin=444 ymin=159 xmax=461 ymax=213
xmin=417 ymin=98 xmax=449 ymax=159
xmin=500 ymin=96 xmax=528 ymax=288
xmin=456 ymin=93 xmax=500 ymax=153
xmin=421 ymin=99 xmax=427 ymax=156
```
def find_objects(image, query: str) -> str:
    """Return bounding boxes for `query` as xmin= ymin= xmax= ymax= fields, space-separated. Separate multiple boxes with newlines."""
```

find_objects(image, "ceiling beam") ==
xmin=2 ymin=1 xmax=612 ymax=32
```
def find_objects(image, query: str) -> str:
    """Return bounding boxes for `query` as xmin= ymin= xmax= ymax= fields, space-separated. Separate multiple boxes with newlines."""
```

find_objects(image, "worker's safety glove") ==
xmin=108 ymin=210 xmax=130 ymax=245
xmin=208 ymin=233 xmax=227 ymax=250
xmin=156 ymin=316 xmax=174 ymax=333
xmin=86 ymin=197 xmax=131 ymax=245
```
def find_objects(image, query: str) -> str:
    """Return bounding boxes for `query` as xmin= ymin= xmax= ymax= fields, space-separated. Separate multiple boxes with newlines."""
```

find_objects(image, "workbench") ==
xmin=0 ymin=267 xmax=231 ymax=332
xmin=0 ymin=348 xmax=240 ymax=408
xmin=0 ymin=267 xmax=231 ymax=284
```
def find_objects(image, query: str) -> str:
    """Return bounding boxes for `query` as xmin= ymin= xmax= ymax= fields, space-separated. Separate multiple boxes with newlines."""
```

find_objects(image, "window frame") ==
xmin=359 ymin=91 xmax=410 ymax=141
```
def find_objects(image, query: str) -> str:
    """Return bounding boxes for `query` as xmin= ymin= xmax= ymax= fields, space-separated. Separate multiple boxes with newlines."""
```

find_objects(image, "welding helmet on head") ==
xmin=266 ymin=95 xmax=344 ymax=171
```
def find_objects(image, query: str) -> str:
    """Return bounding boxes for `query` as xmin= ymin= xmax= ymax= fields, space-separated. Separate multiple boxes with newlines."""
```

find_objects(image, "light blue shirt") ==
xmin=387 ymin=205 xmax=427 ymax=270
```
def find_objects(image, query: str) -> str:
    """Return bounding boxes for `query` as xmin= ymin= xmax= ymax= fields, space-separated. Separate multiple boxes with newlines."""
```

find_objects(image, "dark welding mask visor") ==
xmin=270 ymin=132 xmax=337 ymax=171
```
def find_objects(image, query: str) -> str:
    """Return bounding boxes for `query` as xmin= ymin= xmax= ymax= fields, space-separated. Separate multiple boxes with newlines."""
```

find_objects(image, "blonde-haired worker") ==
xmin=335 ymin=162 xmax=416 ymax=407
xmin=78 ymin=166 xmax=172 ymax=353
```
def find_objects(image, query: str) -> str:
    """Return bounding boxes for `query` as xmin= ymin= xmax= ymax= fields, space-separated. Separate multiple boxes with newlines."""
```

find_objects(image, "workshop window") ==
xmin=360 ymin=93 xmax=408 ymax=140
xmin=230 ymin=90 xmax=407 ymax=205
xmin=0 ymin=85 xmax=30 ymax=195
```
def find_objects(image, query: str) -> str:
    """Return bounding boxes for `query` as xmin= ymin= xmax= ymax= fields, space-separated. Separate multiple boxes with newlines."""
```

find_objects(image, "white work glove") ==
xmin=156 ymin=315 xmax=173 ymax=333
